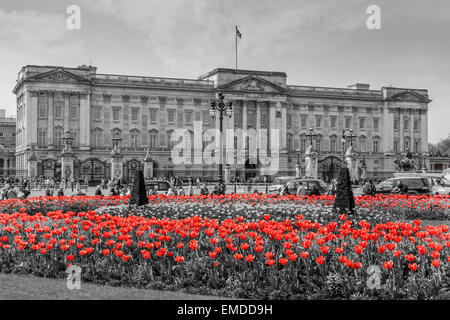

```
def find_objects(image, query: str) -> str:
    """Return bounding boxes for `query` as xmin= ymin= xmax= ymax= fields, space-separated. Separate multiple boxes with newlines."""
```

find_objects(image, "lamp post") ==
xmin=210 ymin=93 xmax=233 ymax=181
xmin=296 ymin=148 xmax=301 ymax=178
xmin=110 ymin=129 xmax=124 ymax=183
xmin=306 ymin=128 xmax=317 ymax=148
xmin=61 ymin=130 xmax=74 ymax=188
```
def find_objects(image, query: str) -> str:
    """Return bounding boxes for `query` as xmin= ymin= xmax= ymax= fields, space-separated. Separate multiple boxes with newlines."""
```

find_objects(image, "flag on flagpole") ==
xmin=236 ymin=26 xmax=242 ymax=39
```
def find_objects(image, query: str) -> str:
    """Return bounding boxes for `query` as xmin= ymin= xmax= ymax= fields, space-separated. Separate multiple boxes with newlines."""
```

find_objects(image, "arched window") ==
xmin=358 ymin=135 xmax=367 ymax=152
xmin=148 ymin=129 xmax=159 ymax=149
xmin=287 ymin=133 xmax=293 ymax=152
xmin=315 ymin=135 xmax=322 ymax=152
xmin=404 ymin=136 xmax=411 ymax=151
xmin=54 ymin=126 xmax=64 ymax=148
xmin=130 ymin=129 xmax=140 ymax=149
xmin=166 ymin=130 xmax=175 ymax=149
xmin=93 ymin=128 xmax=103 ymax=150
xmin=372 ymin=136 xmax=381 ymax=153
xmin=299 ymin=134 xmax=306 ymax=153
xmin=329 ymin=135 xmax=337 ymax=153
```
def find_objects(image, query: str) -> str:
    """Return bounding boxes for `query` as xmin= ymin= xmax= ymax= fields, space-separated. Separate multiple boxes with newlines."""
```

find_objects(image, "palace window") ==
xmin=414 ymin=119 xmax=419 ymax=131
xmin=345 ymin=116 xmax=352 ymax=129
xmin=330 ymin=116 xmax=337 ymax=129
xmin=177 ymin=112 xmax=183 ymax=126
xmin=202 ymin=110 xmax=210 ymax=126
xmin=131 ymin=108 xmax=139 ymax=122
xmin=287 ymin=133 xmax=293 ymax=152
xmin=93 ymin=107 xmax=101 ymax=121
xmin=330 ymin=136 xmax=337 ymax=153
xmin=315 ymin=115 xmax=322 ymax=128
xmin=54 ymin=103 xmax=63 ymax=119
xmin=358 ymin=136 xmax=367 ymax=152
xmin=394 ymin=138 xmax=399 ymax=153
xmin=38 ymin=103 xmax=47 ymax=119
xmin=37 ymin=128 xmax=47 ymax=148
xmin=414 ymin=139 xmax=420 ymax=152
xmin=287 ymin=114 xmax=292 ymax=128
xmin=373 ymin=139 xmax=379 ymax=153
xmin=112 ymin=108 xmax=120 ymax=121
xmin=300 ymin=115 xmax=307 ymax=128
xmin=149 ymin=109 xmax=158 ymax=123
xmin=54 ymin=127 xmax=63 ymax=148
xmin=300 ymin=136 xmax=306 ymax=153
xmin=149 ymin=130 xmax=159 ymax=149
xmin=130 ymin=129 xmax=140 ymax=149
xmin=315 ymin=137 xmax=321 ymax=152
xmin=359 ymin=118 xmax=365 ymax=129
xmin=404 ymin=119 xmax=409 ymax=131
xmin=70 ymin=128 xmax=79 ymax=147
xmin=373 ymin=118 xmax=379 ymax=130
xmin=69 ymin=105 xmax=78 ymax=120
xmin=185 ymin=111 xmax=193 ymax=124
xmin=394 ymin=118 xmax=399 ymax=130
xmin=93 ymin=128 xmax=103 ymax=150
xmin=404 ymin=136 xmax=411 ymax=151
xmin=167 ymin=110 xmax=175 ymax=124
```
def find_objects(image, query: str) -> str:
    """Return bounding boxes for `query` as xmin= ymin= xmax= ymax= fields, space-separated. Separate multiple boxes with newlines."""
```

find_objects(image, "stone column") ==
xmin=47 ymin=91 xmax=54 ymax=149
xmin=277 ymin=101 xmax=287 ymax=150
xmin=382 ymin=104 xmax=393 ymax=153
xmin=61 ymin=155 xmax=74 ymax=184
xmin=111 ymin=156 xmax=124 ymax=181
xmin=399 ymin=109 xmax=404 ymax=151
xmin=79 ymin=92 xmax=90 ymax=150
xmin=27 ymin=90 xmax=38 ymax=146
xmin=269 ymin=102 xmax=276 ymax=150
xmin=421 ymin=108 xmax=428 ymax=152
xmin=64 ymin=92 xmax=70 ymax=130
xmin=4 ymin=158 xmax=8 ymax=176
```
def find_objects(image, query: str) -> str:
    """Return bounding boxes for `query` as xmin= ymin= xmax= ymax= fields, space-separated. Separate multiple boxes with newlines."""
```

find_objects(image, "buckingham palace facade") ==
xmin=12 ymin=64 xmax=434 ymax=181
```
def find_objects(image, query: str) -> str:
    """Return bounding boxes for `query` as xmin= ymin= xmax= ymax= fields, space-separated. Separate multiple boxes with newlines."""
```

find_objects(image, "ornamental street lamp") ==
xmin=347 ymin=129 xmax=357 ymax=147
xmin=111 ymin=129 xmax=122 ymax=152
xmin=210 ymin=93 xmax=233 ymax=181
xmin=306 ymin=128 xmax=317 ymax=148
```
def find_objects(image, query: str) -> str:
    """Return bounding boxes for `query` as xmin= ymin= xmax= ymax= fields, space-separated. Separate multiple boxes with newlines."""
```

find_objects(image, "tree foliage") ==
xmin=333 ymin=167 xmax=355 ymax=215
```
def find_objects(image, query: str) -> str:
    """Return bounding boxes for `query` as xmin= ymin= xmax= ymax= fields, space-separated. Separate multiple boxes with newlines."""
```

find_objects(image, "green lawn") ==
xmin=0 ymin=273 xmax=231 ymax=300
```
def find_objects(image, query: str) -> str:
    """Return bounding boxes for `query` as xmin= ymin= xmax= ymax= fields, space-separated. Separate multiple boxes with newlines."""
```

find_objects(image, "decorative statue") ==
xmin=344 ymin=145 xmax=357 ymax=169
xmin=394 ymin=148 xmax=416 ymax=171
xmin=305 ymin=145 xmax=318 ymax=178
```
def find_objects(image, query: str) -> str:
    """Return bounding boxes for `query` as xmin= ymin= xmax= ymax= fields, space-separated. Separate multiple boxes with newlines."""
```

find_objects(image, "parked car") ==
xmin=425 ymin=176 xmax=450 ymax=195
xmin=267 ymin=176 xmax=297 ymax=194
xmin=375 ymin=177 xmax=431 ymax=195
xmin=145 ymin=180 xmax=173 ymax=194
xmin=282 ymin=179 xmax=328 ymax=196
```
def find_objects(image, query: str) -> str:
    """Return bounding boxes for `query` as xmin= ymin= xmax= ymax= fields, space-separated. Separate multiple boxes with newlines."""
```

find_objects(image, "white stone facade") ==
xmin=12 ymin=65 xmax=434 ymax=182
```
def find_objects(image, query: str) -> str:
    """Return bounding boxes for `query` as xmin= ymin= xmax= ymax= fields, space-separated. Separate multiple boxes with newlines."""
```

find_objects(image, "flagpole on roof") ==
xmin=235 ymin=25 xmax=238 ymax=70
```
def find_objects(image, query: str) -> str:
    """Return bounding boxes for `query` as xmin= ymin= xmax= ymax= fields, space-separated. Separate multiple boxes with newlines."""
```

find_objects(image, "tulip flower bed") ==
xmin=1 ymin=195 xmax=450 ymax=299
xmin=1 ymin=194 xmax=450 ymax=222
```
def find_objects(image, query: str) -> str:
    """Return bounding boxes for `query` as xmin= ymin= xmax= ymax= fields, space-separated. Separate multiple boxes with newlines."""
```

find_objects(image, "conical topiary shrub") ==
xmin=129 ymin=170 xmax=148 ymax=207
xmin=333 ymin=167 xmax=355 ymax=215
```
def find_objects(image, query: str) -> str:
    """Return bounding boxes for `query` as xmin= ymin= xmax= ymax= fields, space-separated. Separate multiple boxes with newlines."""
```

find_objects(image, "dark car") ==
xmin=375 ymin=177 xmax=431 ymax=195
xmin=145 ymin=180 xmax=172 ymax=194
xmin=283 ymin=179 xmax=328 ymax=195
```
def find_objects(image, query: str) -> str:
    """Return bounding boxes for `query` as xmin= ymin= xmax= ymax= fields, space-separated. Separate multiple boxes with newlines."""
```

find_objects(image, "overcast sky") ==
xmin=0 ymin=0 xmax=449 ymax=143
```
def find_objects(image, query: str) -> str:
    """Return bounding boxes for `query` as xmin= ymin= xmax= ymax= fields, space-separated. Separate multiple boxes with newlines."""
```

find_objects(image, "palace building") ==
xmin=12 ymin=64 xmax=438 ymax=182
xmin=0 ymin=109 xmax=16 ymax=176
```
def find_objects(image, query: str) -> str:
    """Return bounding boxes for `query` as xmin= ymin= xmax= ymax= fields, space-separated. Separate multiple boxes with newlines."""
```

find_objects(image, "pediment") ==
xmin=217 ymin=75 xmax=288 ymax=94
xmin=29 ymin=69 xmax=91 ymax=84
xmin=387 ymin=90 xmax=430 ymax=103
